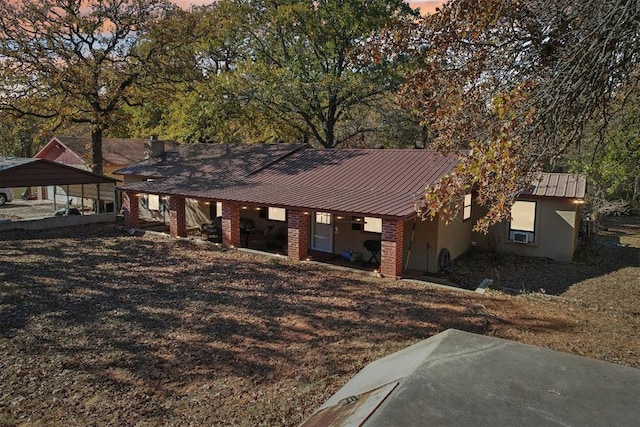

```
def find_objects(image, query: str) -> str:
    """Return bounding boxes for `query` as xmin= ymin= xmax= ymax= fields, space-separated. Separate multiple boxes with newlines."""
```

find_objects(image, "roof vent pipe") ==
xmin=144 ymin=135 xmax=164 ymax=159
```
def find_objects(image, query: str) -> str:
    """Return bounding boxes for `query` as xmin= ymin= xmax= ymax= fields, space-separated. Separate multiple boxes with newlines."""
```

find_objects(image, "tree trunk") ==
xmin=91 ymin=128 xmax=103 ymax=175
xmin=323 ymin=91 xmax=338 ymax=148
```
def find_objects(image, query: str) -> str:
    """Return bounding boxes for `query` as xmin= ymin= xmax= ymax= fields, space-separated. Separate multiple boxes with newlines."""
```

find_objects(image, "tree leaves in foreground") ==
xmin=404 ymin=0 xmax=640 ymax=230
xmin=0 ymin=0 xmax=177 ymax=174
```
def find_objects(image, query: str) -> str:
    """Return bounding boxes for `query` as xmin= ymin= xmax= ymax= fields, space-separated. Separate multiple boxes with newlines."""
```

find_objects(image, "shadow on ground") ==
xmin=0 ymin=219 xmax=638 ymax=425
xmin=445 ymin=215 xmax=640 ymax=295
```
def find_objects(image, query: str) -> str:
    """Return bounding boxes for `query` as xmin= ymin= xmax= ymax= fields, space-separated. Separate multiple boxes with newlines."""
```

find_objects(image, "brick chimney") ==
xmin=144 ymin=135 xmax=164 ymax=159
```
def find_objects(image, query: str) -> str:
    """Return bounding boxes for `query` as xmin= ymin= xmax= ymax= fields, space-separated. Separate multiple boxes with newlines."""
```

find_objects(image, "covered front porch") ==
xmin=121 ymin=191 xmax=406 ymax=278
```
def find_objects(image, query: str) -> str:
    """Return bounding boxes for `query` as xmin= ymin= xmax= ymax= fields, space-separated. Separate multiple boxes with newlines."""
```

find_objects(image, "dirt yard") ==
xmin=0 ymin=199 xmax=72 ymax=221
xmin=0 ymin=217 xmax=638 ymax=426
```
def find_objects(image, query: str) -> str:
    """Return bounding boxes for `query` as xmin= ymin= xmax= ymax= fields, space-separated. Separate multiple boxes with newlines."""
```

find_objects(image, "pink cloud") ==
xmin=409 ymin=1 xmax=444 ymax=14
xmin=172 ymin=0 xmax=216 ymax=8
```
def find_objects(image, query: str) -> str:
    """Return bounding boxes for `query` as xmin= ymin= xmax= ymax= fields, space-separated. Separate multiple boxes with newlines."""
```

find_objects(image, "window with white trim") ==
xmin=268 ymin=207 xmax=286 ymax=221
xmin=216 ymin=201 xmax=223 ymax=217
xmin=315 ymin=212 xmax=331 ymax=224
xmin=364 ymin=217 xmax=382 ymax=233
xmin=463 ymin=194 xmax=472 ymax=220
xmin=148 ymin=194 xmax=160 ymax=211
xmin=509 ymin=201 xmax=537 ymax=243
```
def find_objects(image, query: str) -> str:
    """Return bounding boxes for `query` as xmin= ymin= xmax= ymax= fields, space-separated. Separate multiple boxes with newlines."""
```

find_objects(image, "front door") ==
xmin=311 ymin=212 xmax=333 ymax=252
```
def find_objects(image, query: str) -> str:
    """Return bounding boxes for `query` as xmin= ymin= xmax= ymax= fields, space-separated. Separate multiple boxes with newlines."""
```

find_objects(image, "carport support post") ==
xmin=169 ymin=196 xmax=187 ymax=238
xmin=222 ymin=202 xmax=241 ymax=247
xmin=380 ymin=219 xmax=404 ymax=279
xmin=287 ymin=210 xmax=309 ymax=261
xmin=123 ymin=191 xmax=140 ymax=229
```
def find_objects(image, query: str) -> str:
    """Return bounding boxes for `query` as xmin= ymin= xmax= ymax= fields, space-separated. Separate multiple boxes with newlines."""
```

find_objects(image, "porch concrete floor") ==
xmin=133 ymin=224 xmax=466 ymax=291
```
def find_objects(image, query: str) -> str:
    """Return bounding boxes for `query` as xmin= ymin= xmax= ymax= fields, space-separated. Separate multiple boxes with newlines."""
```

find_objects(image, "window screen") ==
xmin=510 ymin=201 xmax=536 ymax=232
xmin=268 ymin=207 xmax=286 ymax=221
xmin=364 ymin=217 xmax=382 ymax=233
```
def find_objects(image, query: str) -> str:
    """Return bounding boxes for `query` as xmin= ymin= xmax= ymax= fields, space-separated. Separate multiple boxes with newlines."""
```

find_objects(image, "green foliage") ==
xmin=0 ymin=113 xmax=47 ymax=157
xmin=234 ymin=0 xmax=417 ymax=148
xmin=567 ymin=99 xmax=640 ymax=215
xmin=128 ymin=0 xmax=418 ymax=147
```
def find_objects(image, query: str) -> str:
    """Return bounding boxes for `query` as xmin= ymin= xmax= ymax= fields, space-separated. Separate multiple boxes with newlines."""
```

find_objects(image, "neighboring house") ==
xmin=115 ymin=143 xmax=586 ymax=278
xmin=33 ymin=136 xmax=178 ymax=211
xmin=35 ymin=136 xmax=179 ymax=176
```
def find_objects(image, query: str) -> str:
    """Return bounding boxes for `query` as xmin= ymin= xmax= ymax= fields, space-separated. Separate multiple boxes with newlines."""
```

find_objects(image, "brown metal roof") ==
xmin=51 ymin=136 xmax=179 ymax=166
xmin=521 ymin=173 xmax=587 ymax=199
xmin=119 ymin=148 xmax=459 ymax=218
xmin=114 ymin=142 xmax=307 ymax=181
xmin=0 ymin=157 xmax=117 ymax=187
xmin=246 ymin=149 xmax=459 ymax=217
xmin=117 ymin=146 xmax=588 ymax=217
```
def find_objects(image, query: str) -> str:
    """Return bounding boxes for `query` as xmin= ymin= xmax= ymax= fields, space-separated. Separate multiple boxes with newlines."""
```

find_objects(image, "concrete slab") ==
xmin=302 ymin=329 xmax=640 ymax=426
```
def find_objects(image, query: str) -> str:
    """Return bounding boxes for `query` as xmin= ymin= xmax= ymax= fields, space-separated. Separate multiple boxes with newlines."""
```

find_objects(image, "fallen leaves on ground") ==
xmin=0 ymin=216 xmax=638 ymax=425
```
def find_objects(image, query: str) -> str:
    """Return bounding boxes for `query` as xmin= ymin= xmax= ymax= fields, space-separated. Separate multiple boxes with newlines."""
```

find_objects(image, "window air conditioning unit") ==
xmin=513 ymin=232 xmax=529 ymax=243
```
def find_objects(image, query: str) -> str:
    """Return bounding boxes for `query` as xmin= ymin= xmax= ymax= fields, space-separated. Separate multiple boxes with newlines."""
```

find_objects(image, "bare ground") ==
xmin=0 ymin=216 xmax=638 ymax=426
xmin=0 ymin=199 xmax=76 ymax=221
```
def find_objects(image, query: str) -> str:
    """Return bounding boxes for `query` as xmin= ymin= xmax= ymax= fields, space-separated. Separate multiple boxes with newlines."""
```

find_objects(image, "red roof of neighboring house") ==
xmin=522 ymin=173 xmax=587 ymax=199
xmin=35 ymin=136 xmax=179 ymax=167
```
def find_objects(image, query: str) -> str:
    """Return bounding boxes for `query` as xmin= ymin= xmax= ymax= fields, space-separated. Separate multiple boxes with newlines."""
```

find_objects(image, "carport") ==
xmin=0 ymin=157 xmax=118 ymax=230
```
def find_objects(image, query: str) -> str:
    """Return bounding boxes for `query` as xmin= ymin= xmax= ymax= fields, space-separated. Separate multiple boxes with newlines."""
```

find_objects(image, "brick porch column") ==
xmin=380 ymin=218 xmax=404 ymax=278
xmin=123 ymin=191 xmax=139 ymax=229
xmin=287 ymin=210 xmax=309 ymax=261
xmin=222 ymin=201 xmax=241 ymax=247
xmin=169 ymin=196 xmax=187 ymax=238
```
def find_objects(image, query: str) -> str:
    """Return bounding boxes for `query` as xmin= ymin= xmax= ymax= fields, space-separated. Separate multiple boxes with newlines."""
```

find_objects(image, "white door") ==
xmin=311 ymin=212 xmax=333 ymax=252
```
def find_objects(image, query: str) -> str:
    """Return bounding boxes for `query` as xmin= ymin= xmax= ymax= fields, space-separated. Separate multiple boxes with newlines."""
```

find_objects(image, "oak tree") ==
xmin=404 ymin=0 xmax=640 ymax=230
xmin=0 ymin=0 xmax=176 ymax=174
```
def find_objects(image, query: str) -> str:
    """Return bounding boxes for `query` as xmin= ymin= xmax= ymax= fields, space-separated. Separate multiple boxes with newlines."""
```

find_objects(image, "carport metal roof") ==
xmin=0 ymin=157 xmax=117 ymax=187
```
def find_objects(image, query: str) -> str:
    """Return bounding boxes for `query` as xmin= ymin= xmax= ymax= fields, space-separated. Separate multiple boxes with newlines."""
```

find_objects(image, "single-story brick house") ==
xmin=115 ymin=142 xmax=586 ymax=278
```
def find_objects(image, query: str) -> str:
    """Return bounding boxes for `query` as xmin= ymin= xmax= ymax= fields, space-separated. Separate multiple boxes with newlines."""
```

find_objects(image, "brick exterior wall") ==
xmin=123 ymin=191 xmax=139 ymax=229
xmin=169 ymin=196 xmax=187 ymax=237
xmin=222 ymin=202 xmax=241 ymax=247
xmin=287 ymin=210 xmax=309 ymax=261
xmin=380 ymin=219 xmax=404 ymax=278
